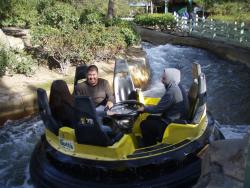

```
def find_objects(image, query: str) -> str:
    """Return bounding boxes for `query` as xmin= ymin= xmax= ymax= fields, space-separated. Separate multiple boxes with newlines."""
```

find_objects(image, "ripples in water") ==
xmin=142 ymin=42 xmax=250 ymax=125
xmin=0 ymin=116 xmax=44 ymax=188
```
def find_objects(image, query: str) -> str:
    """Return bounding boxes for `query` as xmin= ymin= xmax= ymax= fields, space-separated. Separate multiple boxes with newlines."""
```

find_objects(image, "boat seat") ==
xmin=113 ymin=59 xmax=136 ymax=103
xmin=74 ymin=96 xmax=123 ymax=146
xmin=37 ymin=88 xmax=61 ymax=135
xmin=114 ymin=72 xmax=137 ymax=102
xmin=188 ymin=73 xmax=207 ymax=124
xmin=73 ymin=64 xmax=88 ymax=95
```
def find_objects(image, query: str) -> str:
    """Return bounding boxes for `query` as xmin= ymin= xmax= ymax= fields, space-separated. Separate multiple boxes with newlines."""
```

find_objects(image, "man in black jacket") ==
xmin=138 ymin=68 xmax=189 ymax=146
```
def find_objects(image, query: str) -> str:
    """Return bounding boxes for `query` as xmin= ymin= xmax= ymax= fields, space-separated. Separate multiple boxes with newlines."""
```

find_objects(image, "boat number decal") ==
xmin=59 ymin=137 xmax=75 ymax=152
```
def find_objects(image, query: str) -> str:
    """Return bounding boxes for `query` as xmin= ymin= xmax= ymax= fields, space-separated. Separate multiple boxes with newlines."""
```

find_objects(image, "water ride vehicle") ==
xmin=30 ymin=60 xmax=224 ymax=188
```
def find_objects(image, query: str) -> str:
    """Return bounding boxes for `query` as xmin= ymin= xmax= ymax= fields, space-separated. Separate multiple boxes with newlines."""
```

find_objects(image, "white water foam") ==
xmin=0 ymin=116 xmax=44 ymax=188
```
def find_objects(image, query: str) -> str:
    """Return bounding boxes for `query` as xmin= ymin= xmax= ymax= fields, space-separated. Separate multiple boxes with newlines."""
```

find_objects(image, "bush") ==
xmin=120 ymin=27 xmax=139 ymax=46
xmin=0 ymin=0 xmax=39 ymax=27
xmin=9 ymin=52 xmax=36 ymax=76
xmin=0 ymin=46 xmax=9 ymax=76
xmin=208 ymin=2 xmax=250 ymax=23
xmin=134 ymin=13 xmax=176 ymax=30
xmin=0 ymin=44 xmax=36 ymax=76
xmin=105 ymin=19 xmax=140 ymax=46
xmin=31 ymin=23 xmax=128 ymax=64
xmin=79 ymin=9 xmax=104 ymax=25
xmin=0 ymin=0 xmax=13 ymax=20
xmin=40 ymin=2 xmax=79 ymax=29
xmin=36 ymin=0 xmax=55 ymax=14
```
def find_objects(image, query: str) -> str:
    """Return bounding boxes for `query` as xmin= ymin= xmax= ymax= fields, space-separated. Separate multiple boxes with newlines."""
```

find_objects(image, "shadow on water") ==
xmin=0 ymin=76 xmax=42 ymax=126
xmin=0 ymin=78 xmax=13 ymax=126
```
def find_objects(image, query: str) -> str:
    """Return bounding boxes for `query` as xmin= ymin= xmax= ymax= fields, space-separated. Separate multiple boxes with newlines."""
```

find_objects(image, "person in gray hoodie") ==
xmin=138 ymin=68 xmax=189 ymax=146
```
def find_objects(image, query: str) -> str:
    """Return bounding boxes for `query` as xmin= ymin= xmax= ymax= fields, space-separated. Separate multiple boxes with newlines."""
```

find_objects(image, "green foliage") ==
xmin=204 ymin=1 xmax=250 ymax=23
xmin=36 ymin=0 xmax=55 ymax=14
xmin=0 ymin=46 xmax=9 ymax=76
xmin=1 ymin=0 xmax=141 ymax=76
xmin=120 ymin=27 xmax=138 ymax=46
xmin=210 ymin=2 xmax=249 ymax=15
xmin=113 ymin=19 xmax=140 ymax=45
xmin=79 ymin=10 xmax=105 ymax=25
xmin=0 ymin=0 xmax=13 ymax=20
xmin=0 ymin=0 xmax=39 ymax=27
xmin=31 ymin=23 xmax=130 ymax=63
xmin=40 ymin=2 xmax=79 ymax=29
xmin=202 ymin=0 xmax=249 ymax=8
xmin=9 ymin=52 xmax=35 ymax=76
xmin=115 ymin=0 xmax=131 ymax=17
xmin=77 ymin=0 xmax=109 ymax=16
xmin=134 ymin=13 xmax=176 ymax=30
xmin=72 ymin=0 xmax=132 ymax=18
xmin=0 ymin=44 xmax=36 ymax=76
xmin=210 ymin=13 xmax=250 ymax=23
xmin=193 ymin=0 xmax=205 ymax=6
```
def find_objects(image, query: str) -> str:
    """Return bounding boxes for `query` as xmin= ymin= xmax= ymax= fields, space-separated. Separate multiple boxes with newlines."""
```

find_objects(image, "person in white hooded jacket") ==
xmin=138 ymin=68 xmax=189 ymax=146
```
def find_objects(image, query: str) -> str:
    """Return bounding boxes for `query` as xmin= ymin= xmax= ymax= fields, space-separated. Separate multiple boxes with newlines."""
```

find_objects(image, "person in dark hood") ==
xmin=138 ymin=68 xmax=189 ymax=146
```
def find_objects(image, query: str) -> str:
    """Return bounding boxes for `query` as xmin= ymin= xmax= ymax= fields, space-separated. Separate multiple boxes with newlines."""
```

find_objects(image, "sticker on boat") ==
xmin=59 ymin=137 xmax=75 ymax=151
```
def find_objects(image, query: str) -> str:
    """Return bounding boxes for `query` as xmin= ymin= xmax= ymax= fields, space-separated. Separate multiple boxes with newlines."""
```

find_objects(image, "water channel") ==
xmin=1 ymin=42 xmax=250 ymax=187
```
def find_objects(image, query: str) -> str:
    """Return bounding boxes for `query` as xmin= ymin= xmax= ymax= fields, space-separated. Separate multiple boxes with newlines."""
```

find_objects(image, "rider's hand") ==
xmin=137 ymin=106 xmax=145 ymax=112
xmin=107 ymin=110 xmax=115 ymax=116
xmin=106 ymin=101 xmax=113 ymax=110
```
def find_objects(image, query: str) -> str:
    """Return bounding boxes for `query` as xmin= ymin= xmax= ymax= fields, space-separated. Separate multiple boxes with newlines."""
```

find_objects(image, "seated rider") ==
xmin=138 ymin=68 xmax=189 ymax=146
xmin=74 ymin=64 xmax=115 ymax=119
xmin=49 ymin=80 xmax=79 ymax=128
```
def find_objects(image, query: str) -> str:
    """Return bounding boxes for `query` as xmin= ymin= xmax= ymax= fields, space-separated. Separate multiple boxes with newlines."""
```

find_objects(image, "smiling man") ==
xmin=75 ymin=64 xmax=114 ymax=109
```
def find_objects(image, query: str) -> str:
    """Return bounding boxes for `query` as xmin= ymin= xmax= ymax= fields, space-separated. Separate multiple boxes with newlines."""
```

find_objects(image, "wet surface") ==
xmin=0 ymin=116 xmax=44 ymax=188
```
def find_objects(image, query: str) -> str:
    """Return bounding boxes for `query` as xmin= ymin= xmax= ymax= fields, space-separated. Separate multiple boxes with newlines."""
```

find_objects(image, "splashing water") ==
xmin=0 ymin=116 xmax=44 ymax=188
xmin=142 ymin=42 xmax=250 ymax=125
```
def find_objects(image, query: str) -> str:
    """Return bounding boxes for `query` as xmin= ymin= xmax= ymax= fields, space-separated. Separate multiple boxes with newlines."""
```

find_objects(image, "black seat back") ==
xmin=73 ymin=64 xmax=88 ymax=94
xmin=74 ymin=96 xmax=114 ymax=146
xmin=37 ymin=88 xmax=61 ymax=135
xmin=113 ymin=59 xmax=136 ymax=102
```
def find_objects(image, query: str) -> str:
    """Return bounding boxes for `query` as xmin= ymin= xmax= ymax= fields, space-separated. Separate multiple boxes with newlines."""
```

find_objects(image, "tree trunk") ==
xmin=107 ymin=0 xmax=115 ymax=19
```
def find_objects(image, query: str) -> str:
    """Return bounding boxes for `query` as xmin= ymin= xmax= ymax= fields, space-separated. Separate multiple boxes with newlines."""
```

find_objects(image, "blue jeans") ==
xmin=96 ymin=105 xmax=112 ymax=133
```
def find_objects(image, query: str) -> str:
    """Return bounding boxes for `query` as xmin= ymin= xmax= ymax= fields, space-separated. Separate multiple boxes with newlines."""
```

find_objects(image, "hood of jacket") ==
xmin=162 ymin=68 xmax=181 ymax=88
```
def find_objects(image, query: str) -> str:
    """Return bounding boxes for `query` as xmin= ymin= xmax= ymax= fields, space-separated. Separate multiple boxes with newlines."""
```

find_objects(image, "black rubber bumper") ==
xmin=30 ymin=137 xmax=202 ymax=188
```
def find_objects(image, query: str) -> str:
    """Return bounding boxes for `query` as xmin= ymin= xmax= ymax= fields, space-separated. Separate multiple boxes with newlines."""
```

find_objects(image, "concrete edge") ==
xmin=136 ymin=26 xmax=250 ymax=67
